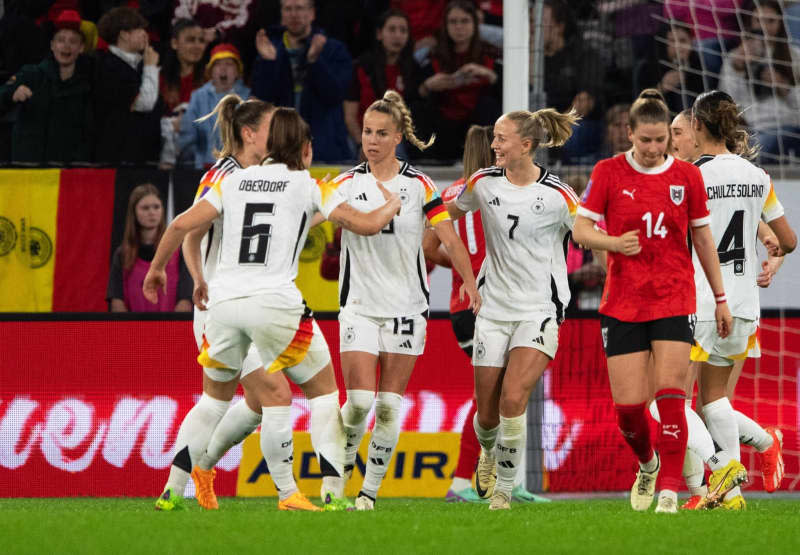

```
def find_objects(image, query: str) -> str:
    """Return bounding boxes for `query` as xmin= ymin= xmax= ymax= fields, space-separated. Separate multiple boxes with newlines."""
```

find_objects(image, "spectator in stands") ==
xmin=747 ymin=0 xmax=800 ymax=81
xmin=344 ymin=9 xmax=423 ymax=157
xmin=178 ymin=43 xmax=250 ymax=169
xmin=418 ymin=0 xmax=500 ymax=160
xmin=107 ymin=184 xmax=192 ymax=312
xmin=0 ymin=9 xmax=94 ymax=165
xmin=598 ymin=103 xmax=632 ymax=159
xmin=640 ymin=23 xmax=705 ymax=114
xmin=94 ymin=7 xmax=163 ymax=165
xmin=663 ymin=0 xmax=742 ymax=87
xmin=0 ymin=2 xmax=50 ymax=80
xmin=750 ymin=63 xmax=800 ymax=162
xmin=251 ymin=0 xmax=353 ymax=162
xmin=160 ymin=19 xmax=206 ymax=112
xmin=393 ymin=0 xmax=447 ymax=55
xmin=173 ymin=0 xmax=259 ymax=46
xmin=719 ymin=22 xmax=765 ymax=111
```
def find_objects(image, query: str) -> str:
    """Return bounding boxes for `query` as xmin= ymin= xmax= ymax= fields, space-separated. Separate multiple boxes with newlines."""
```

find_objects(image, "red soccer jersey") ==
xmin=578 ymin=152 xmax=710 ymax=322
xmin=442 ymin=179 xmax=486 ymax=314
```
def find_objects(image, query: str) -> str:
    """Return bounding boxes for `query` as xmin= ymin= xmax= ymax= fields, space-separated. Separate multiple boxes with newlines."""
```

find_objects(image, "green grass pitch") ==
xmin=1 ymin=497 xmax=798 ymax=554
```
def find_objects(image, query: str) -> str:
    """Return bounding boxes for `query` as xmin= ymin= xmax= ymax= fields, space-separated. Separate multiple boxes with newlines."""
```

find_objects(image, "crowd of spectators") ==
xmin=3 ymin=0 xmax=800 ymax=168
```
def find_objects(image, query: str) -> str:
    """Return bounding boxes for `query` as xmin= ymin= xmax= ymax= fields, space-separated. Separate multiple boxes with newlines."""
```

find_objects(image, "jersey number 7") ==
xmin=239 ymin=203 xmax=275 ymax=264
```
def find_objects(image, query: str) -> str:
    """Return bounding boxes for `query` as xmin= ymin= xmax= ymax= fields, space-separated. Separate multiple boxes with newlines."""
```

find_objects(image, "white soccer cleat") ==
xmin=654 ymin=494 xmax=678 ymax=514
xmin=475 ymin=449 xmax=497 ymax=499
xmin=630 ymin=454 xmax=659 ymax=511
xmin=355 ymin=492 xmax=375 ymax=511
xmin=488 ymin=490 xmax=511 ymax=511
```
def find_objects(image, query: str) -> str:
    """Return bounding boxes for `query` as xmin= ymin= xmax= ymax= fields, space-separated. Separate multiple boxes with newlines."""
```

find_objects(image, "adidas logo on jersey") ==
xmin=356 ymin=192 xmax=368 ymax=201
xmin=399 ymin=339 xmax=413 ymax=349
xmin=489 ymin=197 xmax=501 ymax=206
xmin=532 ymin=336 xmax=545 ymax=346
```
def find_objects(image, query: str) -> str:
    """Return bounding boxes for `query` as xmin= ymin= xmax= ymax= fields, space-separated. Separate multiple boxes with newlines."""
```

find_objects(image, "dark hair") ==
xmin=544 ymin=0 xmax=575 ymax=37
xmin=692 ymin=90 xmax=758 ymax=160
xmin=267 ymin=108 xmax=312 ymax=170
xmin=629 ymin=88 xmax=671 ymax=129
xmin=745 ymin=0 xmax=796 ymax=86
xmin=462 ymin=125 xmax=494 ymax=179
xmin=121 ymin=184 xmax=165 ymax=271
xmin=433 ymin=0 xmax=486 ymax=72
xmin=197 ymin=94 xmax=274 ymax=159
xmin=160 ymin=19 xmax=205 ymax=106
xmin=368 ymin=9 xmax=416 ymax=97
xmin=97 ymin=7 xmax=148 ymax=45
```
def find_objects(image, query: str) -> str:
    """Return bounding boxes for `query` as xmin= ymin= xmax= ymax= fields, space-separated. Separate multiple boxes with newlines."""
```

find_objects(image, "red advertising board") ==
xmin=1 ymin=317 xmax=797 ymax=497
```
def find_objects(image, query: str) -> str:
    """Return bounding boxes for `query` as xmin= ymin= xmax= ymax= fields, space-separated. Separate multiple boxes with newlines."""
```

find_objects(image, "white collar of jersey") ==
xmin=625 ymin=150 xmax=674 ymax=175
xmin=364 ymin=159 xmax=409 ymax=176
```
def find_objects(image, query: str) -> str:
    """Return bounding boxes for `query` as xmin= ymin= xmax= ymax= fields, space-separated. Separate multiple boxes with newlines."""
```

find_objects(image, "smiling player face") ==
xmin=670 ymin=113 xmax=698 ymax=162
xmin=491 ymin=116 xmax=529 ymax=168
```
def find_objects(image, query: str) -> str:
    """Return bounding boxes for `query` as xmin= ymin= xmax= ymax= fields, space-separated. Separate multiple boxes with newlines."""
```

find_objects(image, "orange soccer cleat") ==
xmin=191 ymin=467 xmax=219 ymax=510
xmin=760 ymin=427 xmax=784 ymax=493
xmin=681 ymin=495 xmax=704 ymax=510
xmin=278 ymin=491 xmax=323 ymax=511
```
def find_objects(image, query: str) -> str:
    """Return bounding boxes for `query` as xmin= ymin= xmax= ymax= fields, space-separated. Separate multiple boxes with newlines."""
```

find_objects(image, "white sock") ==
xmin=473 ymin=412 xmax=498 ymax=452
xmin=495 ymin=414 xmax=525 ymax=496
xmin=260 ymin=406 xmax=297 ymax=500
xmin=703 ymin=397 xmax=740 ymax=464
xmin=165 ymin=393 xmax=229 ymax=494
xmin=309 ymin=391 xmax=346 ymax=479
xmin=450 ymin=477 xmax=472 ymax=492
xmin=361 ymin=392 xmax=402 ymax=499
xmin=734 ymin=410 xmax=773 ymax=452
xmin=198 ymin=399 xmax=261 ymax=470
xmin=725 ymin=486 xmax=742 ymax=501
xmin=340 ymin=389 xmax=374 ymax=467
xmin=682 ymin=449 xmax=707 ymax=496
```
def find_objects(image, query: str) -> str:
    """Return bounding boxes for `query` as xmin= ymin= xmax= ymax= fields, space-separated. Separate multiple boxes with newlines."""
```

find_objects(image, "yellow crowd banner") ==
xmin=236 ymin=432 xmax=461 ymax=498
xmin=295 ymin=165 xmax=343 ymax=312
xmin=0 ymin=170 xmax=60 ymax=311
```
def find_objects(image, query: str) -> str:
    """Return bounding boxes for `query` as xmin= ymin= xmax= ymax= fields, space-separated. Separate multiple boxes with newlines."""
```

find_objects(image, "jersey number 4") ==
xmin=239 ymin=203 xmax=275 ymax=264
xmin=717 ymin=209 xmax=745 ymax=275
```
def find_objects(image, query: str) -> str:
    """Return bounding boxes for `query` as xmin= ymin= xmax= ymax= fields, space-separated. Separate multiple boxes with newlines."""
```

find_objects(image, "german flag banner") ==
xmin=0 ymin=169 xmax=115 ymax=311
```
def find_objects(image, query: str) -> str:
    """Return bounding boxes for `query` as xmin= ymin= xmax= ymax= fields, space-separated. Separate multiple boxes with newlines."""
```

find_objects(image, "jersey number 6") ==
xmin=239 ymin=202 xmax=275 ymax=264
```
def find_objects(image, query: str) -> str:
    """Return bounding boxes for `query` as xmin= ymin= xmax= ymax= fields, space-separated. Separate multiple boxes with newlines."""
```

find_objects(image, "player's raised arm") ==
xmin=143 ymin=200 xmax=219 ymax=303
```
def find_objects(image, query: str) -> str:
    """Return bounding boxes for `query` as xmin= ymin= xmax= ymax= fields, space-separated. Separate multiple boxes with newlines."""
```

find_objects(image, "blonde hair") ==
xmin=196 ymin=94 xmax=273 ymax=159
xmin=503 ymin=108 xmax=580 ymax=153
xmin=462 ymin=125 xmax=494 ymax=179
xmin=365 ymin=90 xmax=435 ymax=151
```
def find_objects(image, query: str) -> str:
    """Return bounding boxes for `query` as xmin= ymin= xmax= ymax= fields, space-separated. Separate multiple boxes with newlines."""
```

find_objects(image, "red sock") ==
xmin=654 ymin=388 xmax=688 ymax=492
xmin=615 ymin=402 xmax=654 ymax=464
xmin=454 ymin=400 xmax=480 ymax=479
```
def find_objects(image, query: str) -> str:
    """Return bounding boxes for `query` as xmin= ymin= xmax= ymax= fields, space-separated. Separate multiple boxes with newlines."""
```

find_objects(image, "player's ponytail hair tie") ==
xmin=197 ymin=94 xmax=273 ymax=159
xmin=503 ymin=108 xmax=580 ymax=155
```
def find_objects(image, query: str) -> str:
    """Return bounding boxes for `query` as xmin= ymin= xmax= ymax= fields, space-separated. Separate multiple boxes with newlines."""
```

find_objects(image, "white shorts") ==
xmin=472 ymin=314 xmax=559 ymax=367
xmin=193 ymin=310 xmax=262 ymax=380
xmin=200 ymin=296 xmax=331 ymax=384
xmin=690 ymin=317 xmax=759 ymax=367
xmin=339 ymin=306 xmax=427 ymax=356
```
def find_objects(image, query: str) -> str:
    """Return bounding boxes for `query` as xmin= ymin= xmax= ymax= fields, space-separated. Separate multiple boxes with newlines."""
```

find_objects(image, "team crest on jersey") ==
xmin=531 ymin=196 xmax=545 ymax=214
xmin=669 ymin=185 xmax=685 ymax=205
xmin=343 ymin=327 xmax=356 ymax=344
xmin=399 ymin=186 xmax=410 ymax=205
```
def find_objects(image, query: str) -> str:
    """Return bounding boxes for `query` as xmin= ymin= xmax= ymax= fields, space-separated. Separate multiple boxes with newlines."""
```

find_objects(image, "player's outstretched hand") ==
xmin=142 ymin=268 xmax=167 ymax=304
xmin=615 ymin=229 xmax=641 ymax=256
xmin=193 ymin=280 xmax=209 ymax=311
xmin=762 ymin=234 xmax=780 ymax=257
xmin=715 ymin=301 xmax=733 ymax=339
xmin=459 ymin=282 xmax=482 ymax=315
xmin=376 ymin=181 xmax=401 ymax=214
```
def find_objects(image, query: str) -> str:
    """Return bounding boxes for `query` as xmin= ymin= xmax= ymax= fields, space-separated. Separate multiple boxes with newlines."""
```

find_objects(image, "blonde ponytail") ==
xmin=196 ymin=94 xmax=274 ymax=159
xmin=504 ymin=108 xmax=580 ymax=153
xmin=366 ymin=89 xmax=435 ymax=151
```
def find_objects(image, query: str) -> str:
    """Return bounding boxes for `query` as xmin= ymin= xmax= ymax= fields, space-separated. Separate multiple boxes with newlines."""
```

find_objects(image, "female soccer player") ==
xmin=688 ymin=90 xmax=796 ymax=508
xmin=146 ymin=107 xmax=401 ymax=511
xmin=322 ymin=90 xmax=481 ymax=511
xmin=572 ymin=90 xmax=735 ymax=514
xmin=446 ymin=107 xmax=580 ymax=510
xmin=174 ymin=95 xmax=316 ymax=512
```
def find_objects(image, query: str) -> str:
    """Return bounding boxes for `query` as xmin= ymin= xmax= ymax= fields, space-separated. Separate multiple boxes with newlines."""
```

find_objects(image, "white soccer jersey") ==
xmin=200 ymin=163 xmax=345 ymax=308
xmin=193 ymin=155 xmax=242 ymax=282
xmin=331 ymin=161 xmax=450 ymax=318
xmin=693 ymin=154 xmax=785 ymax=320
xmin=455 ymin=165 xmax=578 ymax=322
